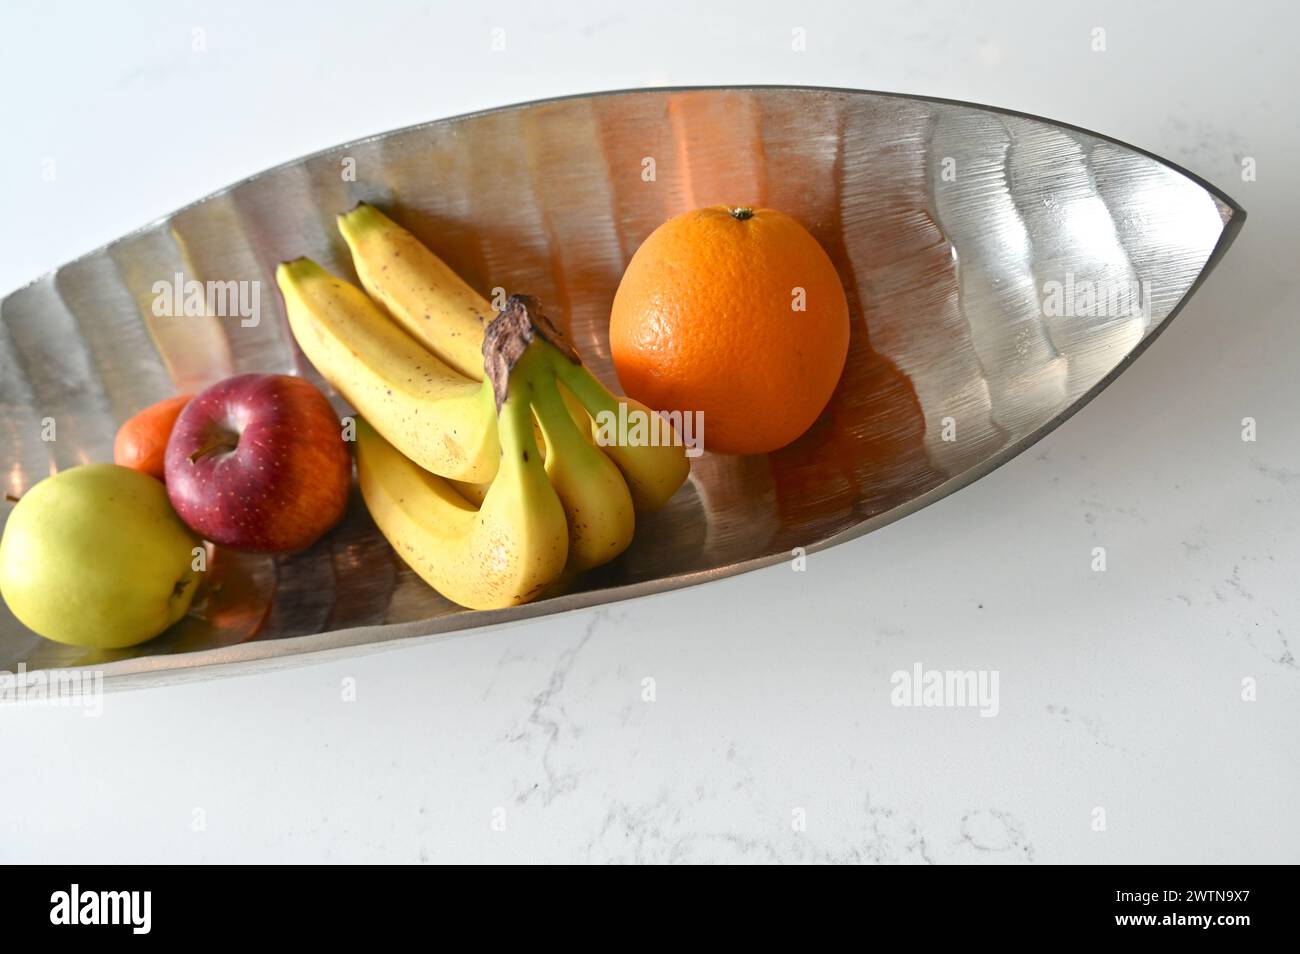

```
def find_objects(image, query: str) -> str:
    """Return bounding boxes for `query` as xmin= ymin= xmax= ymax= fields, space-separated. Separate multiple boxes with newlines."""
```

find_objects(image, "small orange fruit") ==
xmin=609 ymin=206 xmax=850 ymax=456
xmin=114 ymin=394 xmax=192 ymax=481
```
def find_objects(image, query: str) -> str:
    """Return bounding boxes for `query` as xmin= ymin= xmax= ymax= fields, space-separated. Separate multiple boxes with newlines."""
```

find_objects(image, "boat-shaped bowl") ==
xmin=0 ymin=86 xmax=1245 ymax=686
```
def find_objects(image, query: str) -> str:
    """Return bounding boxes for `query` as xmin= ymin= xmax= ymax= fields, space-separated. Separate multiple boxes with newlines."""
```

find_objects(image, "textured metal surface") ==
xmin=0 ymin=86 xmax=1244 ymax=683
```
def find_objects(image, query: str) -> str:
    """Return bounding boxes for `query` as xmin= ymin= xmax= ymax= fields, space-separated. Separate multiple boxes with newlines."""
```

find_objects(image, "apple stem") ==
xmin=4 ymin=493 xmax=19 ymax=503
xmin=188 ymin=438 xmax=238 ymax=463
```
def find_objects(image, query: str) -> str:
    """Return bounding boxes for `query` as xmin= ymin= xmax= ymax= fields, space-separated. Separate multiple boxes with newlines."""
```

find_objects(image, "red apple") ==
xmin=165 ymin=373 xmax=351 ymax=552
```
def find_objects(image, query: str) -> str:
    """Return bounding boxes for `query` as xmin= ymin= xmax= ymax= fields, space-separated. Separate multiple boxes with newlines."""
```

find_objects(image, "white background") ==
xmin=1 ymin=0 xmax=1296 ymax=862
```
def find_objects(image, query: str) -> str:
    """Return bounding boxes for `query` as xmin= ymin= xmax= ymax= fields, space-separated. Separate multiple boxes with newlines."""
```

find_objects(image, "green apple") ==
xmin=0 ymin=464 xmax=202 ymax=649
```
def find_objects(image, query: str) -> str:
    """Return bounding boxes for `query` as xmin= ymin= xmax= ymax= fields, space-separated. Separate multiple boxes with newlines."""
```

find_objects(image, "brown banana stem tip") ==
xmin=482 ymin=294 xmax=579 ymax=411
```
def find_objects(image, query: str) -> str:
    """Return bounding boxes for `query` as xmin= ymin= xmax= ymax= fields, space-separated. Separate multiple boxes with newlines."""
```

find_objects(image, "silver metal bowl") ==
xmin=0 ymin=86 xmax=1245 ymax=685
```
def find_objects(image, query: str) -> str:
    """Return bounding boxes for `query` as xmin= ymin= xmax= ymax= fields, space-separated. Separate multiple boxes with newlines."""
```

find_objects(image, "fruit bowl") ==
xmin=0 ymin=86 xmax=1245 ymax=685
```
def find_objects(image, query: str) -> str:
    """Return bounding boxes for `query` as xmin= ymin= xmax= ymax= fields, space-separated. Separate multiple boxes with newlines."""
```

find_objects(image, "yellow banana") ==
xmin=448 ymin=393 xmax=583 ymax=509
xmin=448 ymin=477 xmax=489 ymax=508
xmin=338 ymin=209 xmax=691 ymax=512
xmin=530 ymin=362 xmax=634 ymax=570
xmin=449 ymin=384 xmax=625 ymax=571
xmin=277 ymin=259 xmax=499 ymax=483
xmin=551 ymin=357 xmax=693 ymax=513
xmin=353 ymin=343 xmax=569 ymax=610
xmin=338 ymin=203 xmax=491 ymax=379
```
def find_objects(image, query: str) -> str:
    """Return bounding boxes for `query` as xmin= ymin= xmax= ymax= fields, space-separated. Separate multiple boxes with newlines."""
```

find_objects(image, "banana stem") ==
xmin=529 ymin=365 xmax=587 ymax=455
xmin=496 ymin=374 xmax=544 ymax=467
xmin=549 ymin=355 xmax=618 ymax=420
xmin=481 ymin=293 xmax=596 ymax=463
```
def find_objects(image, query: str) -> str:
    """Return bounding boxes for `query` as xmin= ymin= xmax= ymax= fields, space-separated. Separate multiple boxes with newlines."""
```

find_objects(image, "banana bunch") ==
xmin=275 ymin=207 xmax=690 ymax=610
xmin=337 ymin=204 xmax=690 ymax=511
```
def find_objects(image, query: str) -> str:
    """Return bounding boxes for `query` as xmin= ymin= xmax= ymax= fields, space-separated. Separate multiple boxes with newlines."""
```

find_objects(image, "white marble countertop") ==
xmin=1 ymin=0 xmax=1296 ymax=863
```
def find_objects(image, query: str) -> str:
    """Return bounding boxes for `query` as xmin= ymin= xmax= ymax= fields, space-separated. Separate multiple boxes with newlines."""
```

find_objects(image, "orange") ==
xmin=113 ymin=394 xmax=193 ymax=481
xmin=609 ymin=206 xmax=850 ymax=456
